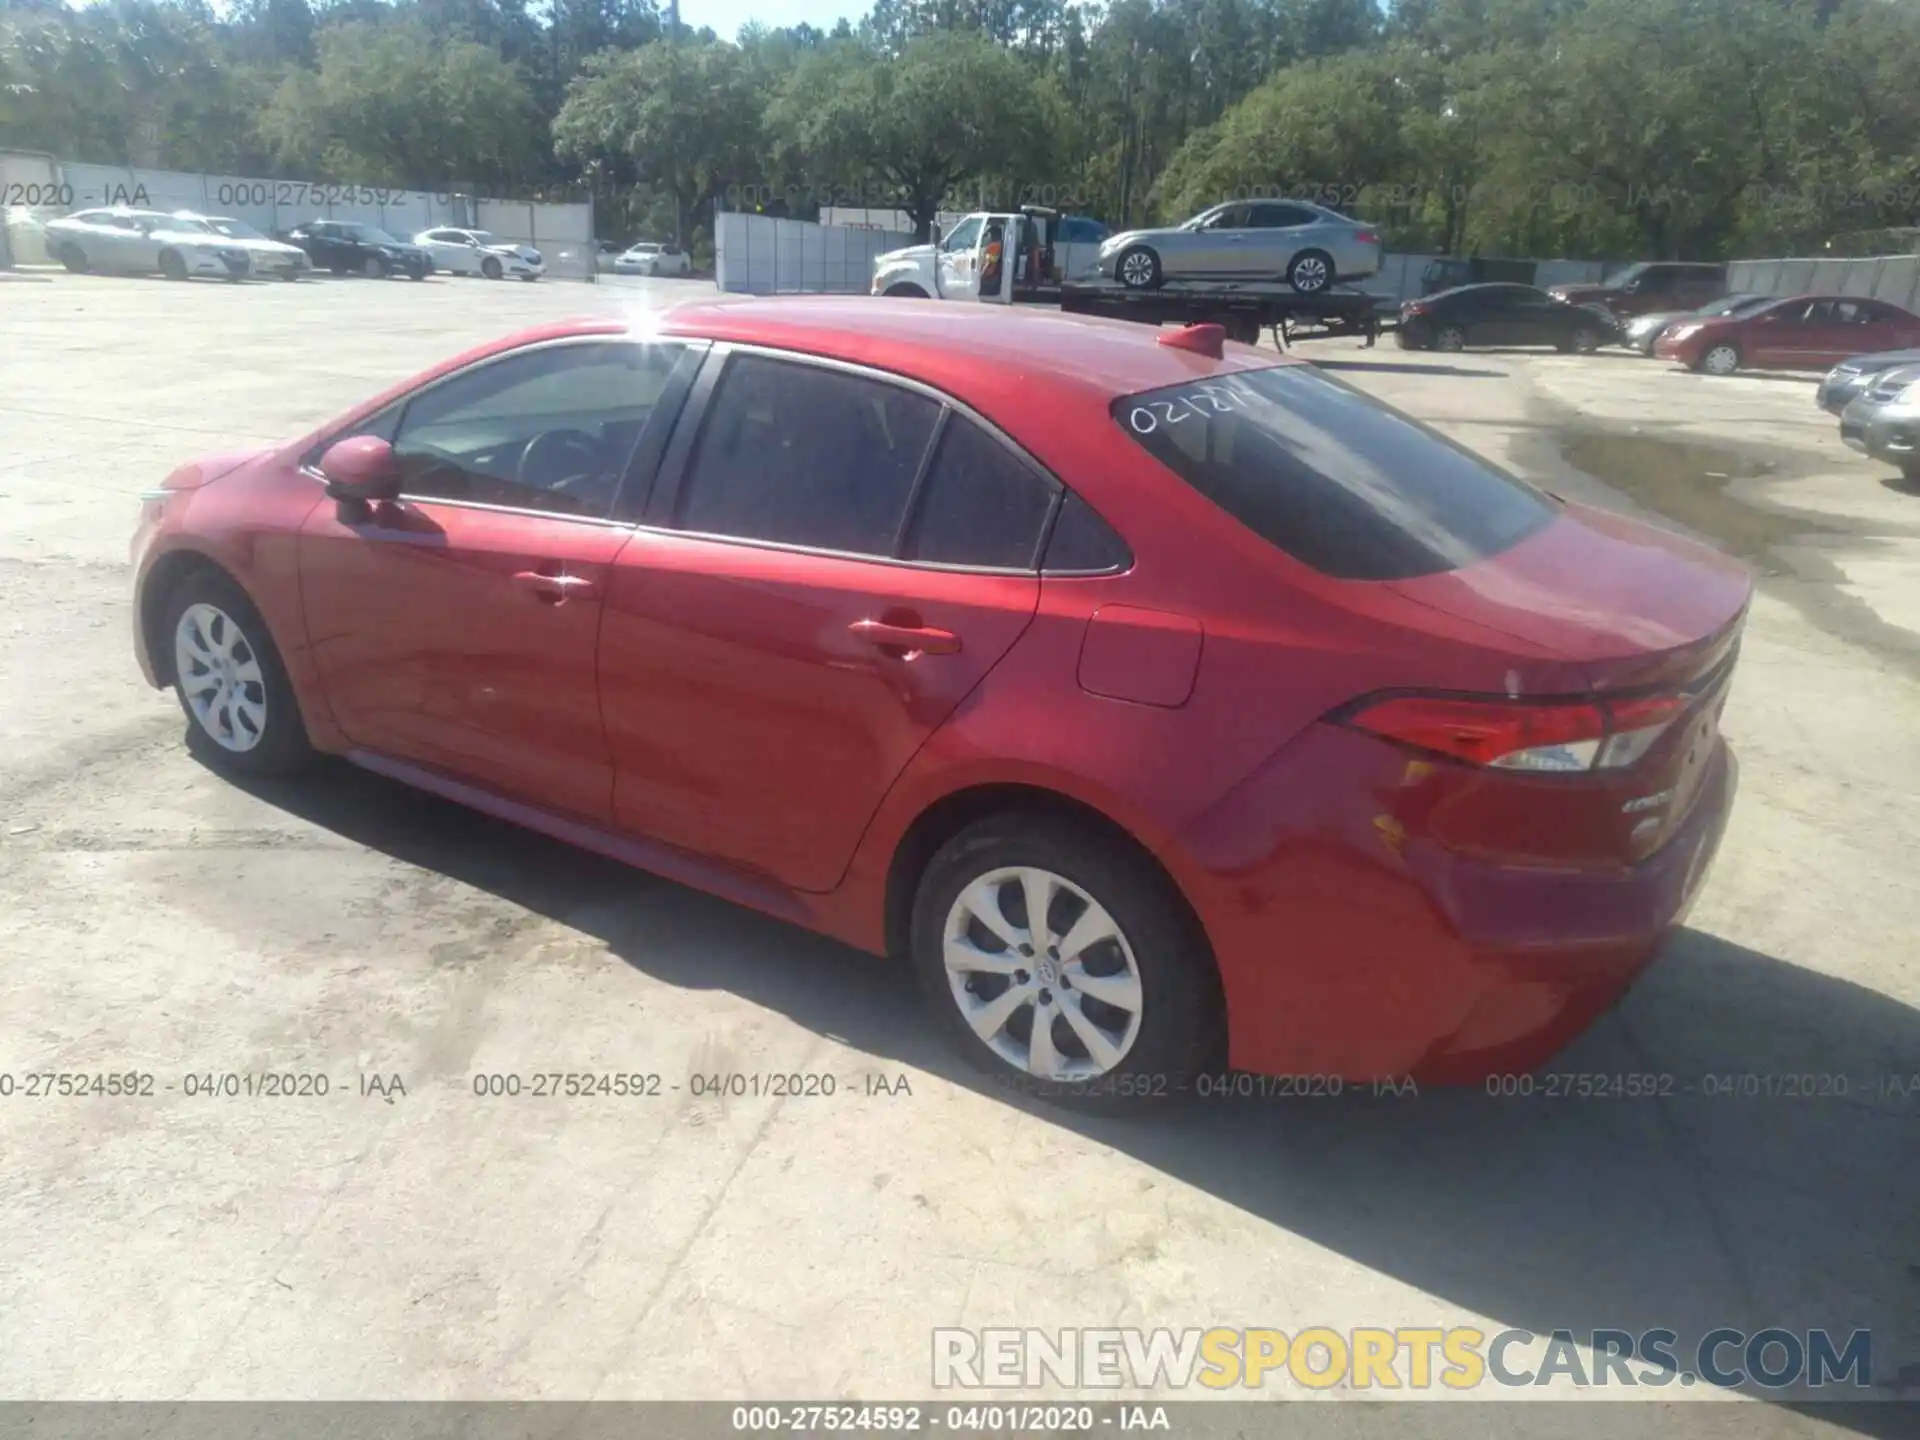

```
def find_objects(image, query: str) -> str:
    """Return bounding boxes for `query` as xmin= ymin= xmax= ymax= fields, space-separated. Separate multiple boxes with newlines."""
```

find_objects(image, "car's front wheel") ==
xmin=158 ymin=250 xmax=188 ymax=282
xmin=56 ymin=243 xmax=89 ymax=273
xmin=1697 ymin=342 xmax=1741 ymax=376
xmin=164 ymin=570 xmax=313 ymax=776
xmin=1434 ymin=323 xmax=1467 ymax=352
xmin=910 ymin=814 xmax=1220 ymax=1108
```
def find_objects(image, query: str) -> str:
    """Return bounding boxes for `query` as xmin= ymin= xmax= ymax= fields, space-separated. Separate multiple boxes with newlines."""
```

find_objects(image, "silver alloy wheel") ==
xmin=942 ymin=865 xmax=1145 ymax=1081
xmin=1702 ymin=344 xmax=1740 ymax=375
xmin=1436 ymin=324 xmax=1466 ymax=352
xmin=1119 ymin=250 xmax=1156 ymax=288
xmin=173 ymin=602 xmax=268 ymax=753
xmin=1572 ymin=326 xmax=1601 ymax=353
xmin=1289 ymin=254 xmax=1329 ymax=291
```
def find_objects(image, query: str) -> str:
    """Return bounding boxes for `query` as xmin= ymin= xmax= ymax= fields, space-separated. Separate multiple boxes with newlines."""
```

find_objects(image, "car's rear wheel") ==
xmin=158 ymin=250 xmax=188 ymax=282
xmin=1566 ymin=323 xmax=1604 ymax=353
xmin=163 ymin=571 xmax=313 ymax=776
xmin=910 ymin=814 xmax=1220 ymax=1109
xmin=1697 ymin=342 xmax=1741 ymax=376
xmin=56 ymin=243 xmax=89 ymax=273
xmin=1285 ymin=249 xmax=1334 ymax=294
xmin=482 ymin=255 xmax=503 ymax=280
xmin=363 ymin=254 xmax=388 ymax=279
xmin=1434 ymin=323 xmax=1467 ymax=352
xmin=883 ymin=283 xmax=929 ymax=298
xmin=1116 ymin=245 xmax=1162 ymax=290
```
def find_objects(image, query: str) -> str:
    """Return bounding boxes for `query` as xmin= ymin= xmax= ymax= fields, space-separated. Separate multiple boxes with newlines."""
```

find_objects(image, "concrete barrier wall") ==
xmin=1729 ymin=251 xmax=1920 ymax=312
xmin=717 ymin=212 xmax=914 ymax=294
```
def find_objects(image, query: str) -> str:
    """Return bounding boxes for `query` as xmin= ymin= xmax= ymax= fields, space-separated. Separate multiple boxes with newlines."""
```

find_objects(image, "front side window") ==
xmin=938 ymin=217 xmax=983 ymax=254
xmin=677 ymin=356 xmax=940 ymax=556
xmin=1113 ymin=365 xmax=1557 ymax=581
xmin=389 ymin=341 xmax=689 ymax=519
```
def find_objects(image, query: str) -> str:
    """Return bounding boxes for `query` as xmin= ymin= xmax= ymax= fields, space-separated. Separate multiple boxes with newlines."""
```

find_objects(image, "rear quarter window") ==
xmin=1113 ymin=365 xmax=1557 ymax=581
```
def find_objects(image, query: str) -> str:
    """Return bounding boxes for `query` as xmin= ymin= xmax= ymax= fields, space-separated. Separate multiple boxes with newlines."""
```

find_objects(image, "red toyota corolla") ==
xmin=1654 ymin=292 xmax=1920 ymax=374
xmin=132 ymin=299 xmax=1749 ymax=1101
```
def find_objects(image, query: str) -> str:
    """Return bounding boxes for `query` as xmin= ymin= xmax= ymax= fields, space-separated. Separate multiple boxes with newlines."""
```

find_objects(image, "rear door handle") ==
xmin=513 ymin=570 xmax=596 ymax=603
xmin=850 ymin=620 xmax=962 ymax=656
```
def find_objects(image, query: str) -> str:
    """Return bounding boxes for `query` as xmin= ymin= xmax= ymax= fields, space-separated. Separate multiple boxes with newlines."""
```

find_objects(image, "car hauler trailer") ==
xmin=872 ymin=206 xmax=1385 ymax=348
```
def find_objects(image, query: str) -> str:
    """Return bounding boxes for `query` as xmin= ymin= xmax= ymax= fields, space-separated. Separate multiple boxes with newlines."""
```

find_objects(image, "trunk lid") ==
xmin=1386 ymin=500 xmax=1751 ymax=693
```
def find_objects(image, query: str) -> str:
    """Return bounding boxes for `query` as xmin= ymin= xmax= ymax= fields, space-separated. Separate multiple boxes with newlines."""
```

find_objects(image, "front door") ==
xmin=298 ymin=337 xmax=699 ymax=822
xmin=600 ymin=349 xmax=1056 ymax=892
xmin=934 ymin=215 xmax=985 ymax=300
xmin=1745 ymin=300 xmax=1829 ymax=368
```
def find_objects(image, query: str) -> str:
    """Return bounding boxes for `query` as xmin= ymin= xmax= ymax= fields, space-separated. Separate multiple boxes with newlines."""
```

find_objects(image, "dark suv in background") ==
xmin=1549 ymin=261 xmax=1726 ymax=318
xmin=280 ymin=219 xmax=433 ymax=279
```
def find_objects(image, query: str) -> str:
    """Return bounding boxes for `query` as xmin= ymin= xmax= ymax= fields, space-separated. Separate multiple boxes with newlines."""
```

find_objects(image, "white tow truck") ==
xmin=869 ymin=205 xmax=1382 ymax=347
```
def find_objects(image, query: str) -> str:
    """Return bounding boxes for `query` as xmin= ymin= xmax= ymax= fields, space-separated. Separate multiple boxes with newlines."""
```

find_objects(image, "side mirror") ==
xmin=320 ymin=436 xmax=402 ymax=513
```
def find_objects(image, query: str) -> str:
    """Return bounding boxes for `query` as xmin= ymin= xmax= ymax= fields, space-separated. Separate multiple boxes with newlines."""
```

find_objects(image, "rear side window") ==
xmin=1113 ymin=365 xmax=1555 ymax=580
xmin=1043 ymin=492 xmax=1130 ymax=574
xmin=904 ymin=418 xmax=1059 ymax=569
xmin=678 ymin=355 xmax=940 ymax=556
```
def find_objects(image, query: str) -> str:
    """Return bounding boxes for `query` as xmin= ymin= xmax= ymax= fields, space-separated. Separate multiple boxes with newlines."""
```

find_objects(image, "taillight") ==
xmin=1356 ymin=230 xmax=1379 ymax=246
xmin=1403 ymin=300 xmax=1431 ymax=316
xmin=1344 ymin=693 xmax=1686 ymax=774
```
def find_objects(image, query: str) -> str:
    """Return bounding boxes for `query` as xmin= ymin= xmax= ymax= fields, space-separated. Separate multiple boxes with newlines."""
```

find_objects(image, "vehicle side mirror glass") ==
xmin=320 ymin=436 xmax=402 ymax=511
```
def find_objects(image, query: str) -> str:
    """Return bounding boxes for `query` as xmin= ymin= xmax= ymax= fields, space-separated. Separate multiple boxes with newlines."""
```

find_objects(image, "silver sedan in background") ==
xmin=1095 ymin=199 xmax=1382 ymax=293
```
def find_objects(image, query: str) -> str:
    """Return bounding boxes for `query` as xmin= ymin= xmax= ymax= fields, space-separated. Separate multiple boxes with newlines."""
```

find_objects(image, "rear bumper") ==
xmin=1176 ymin=724 xmax=1739 ymax=1083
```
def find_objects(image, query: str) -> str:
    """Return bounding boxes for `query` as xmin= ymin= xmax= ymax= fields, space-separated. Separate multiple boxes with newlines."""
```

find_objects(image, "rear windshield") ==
xmin=1112 ymin=364 xmax=1556 ymax=580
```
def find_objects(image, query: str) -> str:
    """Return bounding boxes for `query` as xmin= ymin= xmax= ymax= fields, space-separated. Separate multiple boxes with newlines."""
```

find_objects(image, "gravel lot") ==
xmin=0 ymin=269 xmax=1915 ymax=1433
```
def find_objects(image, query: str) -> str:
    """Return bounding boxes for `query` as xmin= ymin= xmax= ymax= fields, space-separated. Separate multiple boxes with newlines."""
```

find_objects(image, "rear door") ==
xmin=1825 ymin=299 xmax=1903 ymax=364
xmin=599 ymin=348 xmax=1054 ymax=892
xmin=1244 ymin=203 xmax=1318 ymax=280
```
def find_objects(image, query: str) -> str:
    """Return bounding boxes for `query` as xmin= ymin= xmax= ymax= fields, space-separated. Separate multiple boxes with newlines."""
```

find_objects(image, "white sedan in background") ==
xmin=412 ymin=227 xmax=544 ymax=280
xmin=187 ymin=214 xmax=311 ymax=279
xmin=43 ymin=208 xmax=252 ymax=281
xmin=612 ymin=241 xmax=692 ymax=277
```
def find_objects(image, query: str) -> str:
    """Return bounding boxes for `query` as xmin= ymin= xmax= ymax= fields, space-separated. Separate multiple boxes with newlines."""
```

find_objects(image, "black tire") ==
xmin=1285 ymin=248 xmax=1334 ymax=294
xmin=328 ymin=262 xmax=349 ymax=276
xmin=409 ymin=269 xmax=427 ymax=281
xmin=159 ymin=250 xmax=188 ymax=282
xmin=57 ymin=243 xmax=89 ymax=273
xmin=161 ymin=569 xmax=314 ymax=777
xmin=884 ymin=283 xmax=929 ymax=298
xmin=1115 ymin=245 xmax=1162 ymax=291
xmin=1567 ymin=324 xmax=1604 ymax=354
xmin=1434 ymin=323 xmax=1467 ymax=352
xmin=909 ymin=813 xmax=1221 ymax=1111
xmin=1222 ymin=312 xmax=1262 ymax=345
xmin=363 ymin=254 xmax=388 ymax=279
xmin=482 ymin=255 xmax=503 ymax=280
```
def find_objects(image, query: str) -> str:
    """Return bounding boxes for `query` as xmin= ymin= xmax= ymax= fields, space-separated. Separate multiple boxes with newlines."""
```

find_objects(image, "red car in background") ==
xmin=1655 ymin=293 xmax=1920 ymax=375
xmin=131 ymin=300 xmax=1751 ymax=1103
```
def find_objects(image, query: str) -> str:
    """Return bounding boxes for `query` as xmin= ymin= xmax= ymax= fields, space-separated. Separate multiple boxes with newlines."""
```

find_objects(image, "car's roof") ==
xmin=648 ymin=295 xmax=1297 ymax=401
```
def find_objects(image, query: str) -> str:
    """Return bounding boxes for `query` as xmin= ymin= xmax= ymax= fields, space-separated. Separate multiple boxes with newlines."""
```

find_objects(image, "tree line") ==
xmin=4 ymin=0 xmax=1920 ymax=259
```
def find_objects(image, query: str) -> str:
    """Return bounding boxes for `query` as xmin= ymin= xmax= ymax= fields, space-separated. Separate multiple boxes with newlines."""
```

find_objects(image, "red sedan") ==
xmin=132 ymin=300 xmax=1750 ymax=1101
xmin=1655 ymin=293 xmax=1920 ymax=375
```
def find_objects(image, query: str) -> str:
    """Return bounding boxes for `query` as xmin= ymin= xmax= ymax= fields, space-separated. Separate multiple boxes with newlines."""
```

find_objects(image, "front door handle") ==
xmin=513 ymin=570 xmax=596 ymax=604
xmin=850 ymin=619 xmax=961 ymax=656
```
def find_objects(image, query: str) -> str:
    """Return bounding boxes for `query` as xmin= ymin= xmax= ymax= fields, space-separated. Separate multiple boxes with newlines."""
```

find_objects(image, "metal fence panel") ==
xmin=717 ymin=212 xmax=911 ymax=294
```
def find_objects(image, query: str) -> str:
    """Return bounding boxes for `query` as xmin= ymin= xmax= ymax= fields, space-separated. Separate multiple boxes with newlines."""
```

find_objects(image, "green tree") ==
xmin=553 ymin=38 xmax=763 ymax=242
xmin=259 ymin=19 xmax=539 ymax=187
xmin=769 ymin=30 xmax=1057 ymax=239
